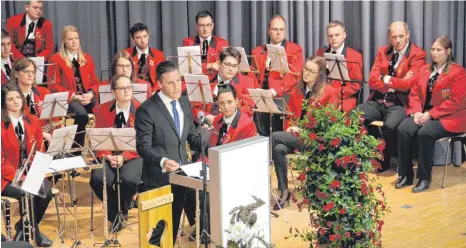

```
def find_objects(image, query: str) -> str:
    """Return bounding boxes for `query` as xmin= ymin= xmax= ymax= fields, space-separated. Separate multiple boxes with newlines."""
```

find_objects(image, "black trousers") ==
xmin=67 ymin=100 xmax=94 ymax=151
xmin=272 ymin=131 xmax=304 ymax=192
xmin=357 ymin=101 xmax=406 ymax=169
xmin=255 ymin=113 xmax=285 ymax=137
xmin=397 ymin=117 xmax=459 ymax=180
xmin=89 ymin=158 xmax=143 ymax=222
xmin=1 ymin=180 xmax=53 ymax=233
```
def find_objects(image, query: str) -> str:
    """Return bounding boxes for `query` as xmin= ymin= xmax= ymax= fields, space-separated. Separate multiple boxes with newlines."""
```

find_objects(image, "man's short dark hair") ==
xmin=156 ymin=61 xmax=179 ymax=81
xmin=220 ymin=47 xmax=242 ymax=63
xmin=195 ymin=10 xmax=214 ymax=23
xmin=1 ymin=29 xmax=9 ymax=39
xmin=130 ymin=23 xmax=149 ymax=38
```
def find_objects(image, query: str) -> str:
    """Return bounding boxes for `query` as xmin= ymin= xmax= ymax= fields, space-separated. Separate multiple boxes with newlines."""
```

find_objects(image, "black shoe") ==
xmin=35 ymin=232 xmax=53 ymax=247
xmin=395 ymin=176 xmax=413 ymax=189
xmin=273 ymin=190 xmax=291 ymax=211
xmin=412 ymin=180 xmax=431 ymax=193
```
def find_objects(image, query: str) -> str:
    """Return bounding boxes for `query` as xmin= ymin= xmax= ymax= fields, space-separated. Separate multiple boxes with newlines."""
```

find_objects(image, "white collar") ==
xmin=136 ymin=46 xmax=149 ymax=57
xmin=115 ymin=101 xmax=131 ymax=114
xmin=433 ymin=63 xmax=447 ymax=75
xmin=217 ymin=74 xmax=231 ymax=84
xmin=26 ymin=14 xmax=38 ymax=26
xmin=305 ymin=86 xmax=311 ymax=95
xmin=199 ymin=36 xmax=212 ymax=45
xmin=223 ymin=109 xmax=237 ymax=125
xmin=331 ymin=43 xmax=345 ymax=55
xmin=66 ymin=50 xmax=78 ymax=61
xmin=158 ymin=90 xmax=177 ymax=105
xmin=2 ymin=57 xmax=11 ymax=66
xmin=395 ymin=41 xmax=409 ymax=55
xmin=10 ymin=114 xmax=24 ymax=129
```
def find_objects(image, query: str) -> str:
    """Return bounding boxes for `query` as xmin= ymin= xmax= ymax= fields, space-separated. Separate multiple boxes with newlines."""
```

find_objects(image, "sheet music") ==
xmin=21 ymin=152 xmax=52 ymax=196
xmin=132 ymin=83 xmax=148 ymax=103
xmin=47 ymin=156 xmax=87 ymax=174
xmin=266 ymin=44 xmax=290 ymax=72
xmin=180 ymin=162 xmax=209 ymax=181
xmin=98 ymin=84 xmax=114 ymax=104
xmin=47 ymin=125 xmax=78 ymax=156
xmin=88 ymin=128 xmax=136 ymax=152
xmin=324 ymin=53 xmax=351 ymax=81
xmin=177 ymin=46 xmax=202 ymax=75
xmin=248 ymin=88 xmax=281 ymax=114
xmin=224 ymin=47 xmax=250 ymax=71
xmin=40 ymin=92 xmax=69 ymax=119
xmin=29 ymin=56 xmax=45 ymax=84
xmin=184 ymin=74 xmax=214 ymax=104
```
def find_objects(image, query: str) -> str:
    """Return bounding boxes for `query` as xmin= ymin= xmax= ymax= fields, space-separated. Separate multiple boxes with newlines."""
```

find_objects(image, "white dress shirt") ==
xmin=213 ymin=75 xmax=231 ymax=96
xmin=199 ymin=36 xmax=212 ymax=46
xmin=223 ymin=109 xmax=237 ymax=130
xmin=115 ymin=102 xmax=130 ymax=124
xmin=25 ymin=14 xmax=38 ymax=40
xmin=67 ymin=51 xmax=78 ymax=61
xmin=431 ymin=63 xmax=447 ymax=77
xmin=331 ymin=43 xmax=345 ymax=55
xmin=136 ymin=46 xmax=149 ymax=60
xmin=393 ymin=41 xmax=409 ymax=70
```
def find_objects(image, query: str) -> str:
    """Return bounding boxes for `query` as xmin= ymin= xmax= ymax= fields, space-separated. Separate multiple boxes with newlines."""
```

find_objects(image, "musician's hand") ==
xmin=208 ymin=62 xmax=220 ymax=71
xmin=388 ymin=88 xmax=395 ymax=93
xmin=42 ymin=132 xmax=52 ymax=141
xmin=105 ymin=155 xmax=116 ymax=163
xmin=418 ymin=112 xmax=431 ymax=125
xmin=286 ymin=126 xmax=300 ymax=134
xmin=404 ymin=70 xmax=414 ymax=80
xmin=81 ymin=93 xmax=93 ymax=105
xmin=73 ymin=94 xmax=83 ymax=102
xmin=413 ymin=112 xmax=422 ymax=125
xmin=206 ymin=114 xmax=215 ymax=125
xmin=163 ymin=159 xmax=180 ymax=172
xmin=115 ymin=155 xmax=125 ymax=167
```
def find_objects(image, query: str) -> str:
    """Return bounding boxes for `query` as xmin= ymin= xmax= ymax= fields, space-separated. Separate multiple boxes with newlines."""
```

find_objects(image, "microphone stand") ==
xmin=197 ymin=124 xmax=210 ymax=248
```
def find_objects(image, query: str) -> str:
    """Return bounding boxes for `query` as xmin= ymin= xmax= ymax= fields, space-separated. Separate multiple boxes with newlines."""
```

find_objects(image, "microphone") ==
xmin=197 ymin=112 xmax=212 ymax=128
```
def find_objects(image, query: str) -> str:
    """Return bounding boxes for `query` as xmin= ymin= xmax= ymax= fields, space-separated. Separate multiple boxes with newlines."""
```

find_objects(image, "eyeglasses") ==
xmin=303 ymin=67 xmax=318 ymax=75
xmin=197 ymin=24 xmax=213 ymax=29
xmin=115 ymin=86 xmax=133 ymax=91
xmin=222 ymin=62 xmax=239 ymax=70
xmin=270 ymin=28 xmax=285 ymax=32
xmin=116 ymin=64 xmax=132 ymax=70
xmin=20 ymin=70 xmax=36 ymax=75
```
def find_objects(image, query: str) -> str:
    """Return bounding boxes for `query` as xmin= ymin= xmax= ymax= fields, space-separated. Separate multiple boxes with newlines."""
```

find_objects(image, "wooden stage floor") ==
xmin=3 ymin=162 xmax=466 ymax=248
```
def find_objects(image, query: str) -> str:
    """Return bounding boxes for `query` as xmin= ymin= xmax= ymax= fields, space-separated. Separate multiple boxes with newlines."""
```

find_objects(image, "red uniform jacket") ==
xmin=407 ymin=63 xmax=466 ymax=133
xmin=1 ymin=55 xmax=15 ymax=85
xmin=368 ymin=42 xmax=427 ymax=108
xmin=6 ymin=14 xmax=55 ymax=60
xmin=209 ymin=110 xmax=257 ymax=147
xmin=47 ymin=52 xmax=99 ymax=100
xmin=191 ymin=73 xmax=255 ymax=119
xmin=182 ymin=35 xmax=229 ymax=73
xmin=284 ymin=84 xmax=338 ymax=130
xmin=315 ymin=45 xmax=363 ymax=111
xmin=124 ymin=47 xmax=165 ymax=92
xmin=251 ymin=40 xmax=304 ymax=97
xmin=94 ymin=99 xmax=140 ymax=160
xmin=1 ymin=114 xmax=43 ymax=192
xmin=23 ymin=86 xmax=59 ymax=128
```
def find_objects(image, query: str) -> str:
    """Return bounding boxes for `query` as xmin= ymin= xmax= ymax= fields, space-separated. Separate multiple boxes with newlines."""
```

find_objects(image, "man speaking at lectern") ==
xmin=135 ymin=61 xmax=203 ymax=244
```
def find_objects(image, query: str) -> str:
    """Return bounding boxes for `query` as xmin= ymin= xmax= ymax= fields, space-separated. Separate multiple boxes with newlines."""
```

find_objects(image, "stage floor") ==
xmin=3 ymin=162 xmax=466 ymax=248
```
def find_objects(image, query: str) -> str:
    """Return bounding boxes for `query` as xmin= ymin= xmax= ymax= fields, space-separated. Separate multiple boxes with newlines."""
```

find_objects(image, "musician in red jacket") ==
xmin=1 ymin=83 xmax=53 ymax=246
xmin=315 ymin=20 xmax=363 ymax=112
xmin=47 ymin=25 xmax=98 ymax=152
xmin=2 ymin=29 xmax=15 ymax=85
xmin=5 ymin=1 xmax=54 ymax=60
xmin=191 ymin=47 xmax=255 ymax=125
xmin=89 ymin=75 xmax=143 ymax=230
xmin=125 ymin=23 xmax=165 ymax=92
xmin=209 ymin=84 xmax=257 ymax=147
xmin=251 ymin=15 xmax=304 ymax=136
xmin=357 ymin=21 xmax=427 ymax=172
xmin=94 ymin=51 xmax=152 ymax=112
xmin=182 ymin=10 xmax=229 ymax=73
xmin=271 ymin=56 xmax=337 ymax=211
xmin=396 ymin=36 xmax=466 ymax=193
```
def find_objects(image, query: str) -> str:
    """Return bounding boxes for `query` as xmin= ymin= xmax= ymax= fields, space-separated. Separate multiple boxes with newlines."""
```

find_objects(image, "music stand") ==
xmin=40 ymin=92 xmax=70 ymax=128
xmin=32 ymin=61 xmax=57 ymax=86
xmin=175 ymin=46 xmax=203 ymax=76
xmin=184 ymin=74 xmax=214 ymax=115
xmin=88 ymin=128 xmax=137 ymax=247
xmin=324 ymin=52 xmax=365 ymax=111
xmin=247 ymin=88 xmax=292 ymax=221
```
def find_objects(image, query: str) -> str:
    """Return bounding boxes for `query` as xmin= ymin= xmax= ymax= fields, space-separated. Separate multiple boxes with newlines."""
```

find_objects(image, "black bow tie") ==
xmin=15 ymin=122 xmax=24 ymax=140
xmin=114 ymin=112 xmax=126 ymax=128
xmin=331 ymin=50 xmax=336 ymax=54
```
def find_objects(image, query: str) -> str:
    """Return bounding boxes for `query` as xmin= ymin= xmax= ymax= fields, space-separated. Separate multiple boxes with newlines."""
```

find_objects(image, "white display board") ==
xmin=208 ymin=136 xmax=270 ymax=247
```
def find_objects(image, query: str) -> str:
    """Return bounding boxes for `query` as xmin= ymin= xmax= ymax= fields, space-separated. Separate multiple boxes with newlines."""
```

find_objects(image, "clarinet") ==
xmin=22 ymin=194 xmax=32 ymax=243
xmin=3 ymin=199 xmax=12 ymax=241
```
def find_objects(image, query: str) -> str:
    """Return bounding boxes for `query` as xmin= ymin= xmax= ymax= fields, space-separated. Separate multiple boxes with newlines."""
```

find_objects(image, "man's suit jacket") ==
xmin=315 ymin=45 xmax=363 ymax=111
xmin=135 ymin=93 xmax=202 ymax=187
xmin=6 ymin=13 xmax=55 ymax=60
xmin=251 ymin=40 xmax=304 ymax=97
xmin=368 ymin=42 xmax=426 ymax=108
xmin=182 ymin=35 xmax=229 ymax=73
xmin=124 ymin=47 xmax=165 ymax=92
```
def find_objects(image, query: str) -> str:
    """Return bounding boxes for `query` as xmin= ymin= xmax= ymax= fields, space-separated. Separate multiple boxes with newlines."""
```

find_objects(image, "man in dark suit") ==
xmin=135 ymin=61 xmax=204 ymax=245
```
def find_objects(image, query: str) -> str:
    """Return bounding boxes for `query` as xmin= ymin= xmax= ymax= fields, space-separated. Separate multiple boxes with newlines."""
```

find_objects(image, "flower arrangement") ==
xmin=288 ymin=101 xmax=389 ymax=247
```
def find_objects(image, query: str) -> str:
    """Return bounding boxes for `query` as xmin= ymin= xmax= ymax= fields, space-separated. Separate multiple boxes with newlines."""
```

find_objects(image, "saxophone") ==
xmin=2 ymin=199 xmax=12 ymax=241
xmin=42 ymin=118 xmax=66 ymax=133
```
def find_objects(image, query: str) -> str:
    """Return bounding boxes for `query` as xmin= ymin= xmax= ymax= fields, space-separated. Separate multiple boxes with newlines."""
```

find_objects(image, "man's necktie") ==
xmin=388 ymin=53 xmax=399 ymax=76
xmin=216 ymin=122 xmax=228 ymax=146
xmin=26 ymin=94 xmax=36 ymax=115
xmin=4 ymin=63 xmax=11 ymax=77
xmin=202 ymin=40 xmax=208 ymax=62
xmin=171 ymin=100 xmax=181 ymax=137
xmin=26 ymin=22 xmax=35 ymax=40
xmin=138 ymin=54 xmax=147 ymax=77
xmin=114 ymin=112 xmax=126 ymax=128
xmin=300 ymin=91 xmax=311 ymax=120
xmin=15 ymin=122 xmax=24 ymax=141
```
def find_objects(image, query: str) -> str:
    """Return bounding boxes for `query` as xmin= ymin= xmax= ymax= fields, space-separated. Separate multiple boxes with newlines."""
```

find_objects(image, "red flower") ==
xmin=323 ymin=202 xmax=335 ymax=212
xmin=308 ymin=117 xmax=317 ymax=129
xmin=359 ymin=173 xmax=367 ymax=181
xmin=351 ymin=154 xmax=358 ymax=163
xmin=336 ymin=224 xmax=342 ymax=231
xmin=329 ymin=180 xmax=341 ymax=190
xmin=371 ymin=159 xmax=381 ymax=169
xmin=329 ymin=234 xmax=335 ymax=242
xmin=361 ymin=183 xmax=368 ymax=195
xmin=327 ymin=221 xmax=333 ymax=228
xmin=359 ymin=127 xmax=368 ymax=136
xmin=335 ymin=158 xmax=342 ymax=167
xmin=297 ymin=173 xmax=306 ymax=181
xmin=302 ymin=198 xmax=309 ymax=204
xmin=377 ymin=142 xmax=386 ymax=152
xmin=345 ymin=232 xmax=351 ymax=238
xmin=356 ymin=231 xmax=362 ymax=237
xmin=330 ymin=138 xmax=341 ymax=147
xmin=343 ymin=155 xmax=351 ymax=164
xmin=330 ymin=116 xmax=337 ymax=123
xmin=340 ymin=208 xmax=346 ymax=215
xmin=335 ymin=234 xmax=342 ymax=240
xmin=293 ymin=149 xmax=299 ymax=154
xmin=345 ymin=119 xmax=351 ymax=126
xmin=316 ymin=189 xmax=328 ymax=200
xmin=308 ymin=132 xmax=317 ymax=141
xmin=318 ymin=144 xmax=325 ymax=151
xmin=320 ymin=228 xmax=326 ymax=235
